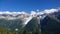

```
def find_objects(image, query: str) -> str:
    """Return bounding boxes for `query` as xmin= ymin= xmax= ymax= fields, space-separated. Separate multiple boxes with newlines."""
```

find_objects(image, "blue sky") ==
xmin=0 ymin=0 xmax=60 ymax=13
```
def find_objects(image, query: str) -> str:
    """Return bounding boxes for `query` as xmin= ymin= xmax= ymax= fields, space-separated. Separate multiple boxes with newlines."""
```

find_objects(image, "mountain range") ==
xmin=0 ymin=8 xmax=60 ymax=34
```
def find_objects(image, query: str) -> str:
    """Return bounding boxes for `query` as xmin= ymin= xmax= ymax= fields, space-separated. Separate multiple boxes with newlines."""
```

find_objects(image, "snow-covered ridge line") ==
xmin=0 ymin=8 xmax=59 ymax=19
xmin=0 ymin=8 xmax=59 ymax=14
xmin=0 ymin=11 xmax=27 ymax=14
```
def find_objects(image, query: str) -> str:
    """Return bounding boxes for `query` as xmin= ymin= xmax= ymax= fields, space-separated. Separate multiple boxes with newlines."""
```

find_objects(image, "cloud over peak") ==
xmin=0 ymin=8 xmax=59 ymax=19
xmin=43 ymin=9 xmax=58 ymax=14
xmin=0 ymin=11 xmax=27 ymax=14
xmin=0 ymin=8 xmax=59 ymax=14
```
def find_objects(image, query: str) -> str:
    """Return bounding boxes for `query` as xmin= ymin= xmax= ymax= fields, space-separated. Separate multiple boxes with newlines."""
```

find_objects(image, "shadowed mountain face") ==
xmin=54 ymin=11 xmax=60 ymax=20
xmin=40 ymin=11 xmax=60 ymax=34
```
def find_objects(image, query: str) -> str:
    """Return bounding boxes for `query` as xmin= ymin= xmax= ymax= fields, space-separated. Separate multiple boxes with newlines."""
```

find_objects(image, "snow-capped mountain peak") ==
xmin=0 ymin=8 xmax=59 ymax=19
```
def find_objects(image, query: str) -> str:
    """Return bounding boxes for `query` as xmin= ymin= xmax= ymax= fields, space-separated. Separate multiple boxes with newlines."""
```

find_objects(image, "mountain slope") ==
xmin=41 ymin=14 xmax=60 ymax=34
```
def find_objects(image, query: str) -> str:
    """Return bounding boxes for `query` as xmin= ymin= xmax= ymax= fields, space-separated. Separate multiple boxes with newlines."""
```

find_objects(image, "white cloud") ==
xmin=0 ymin=8 xmax=59 ymax=15
xmin=31 ymin=11 xmax=36 ymax=15
xmin=0 ymin=11 xmax=27 ymax=14
xmin=43 ymin=9 xmax=58 ymax=14
xmin=0 ymin=8 xmax=59 ymax=19
xmin=0 ymin=11 xmax=12 ymax=14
